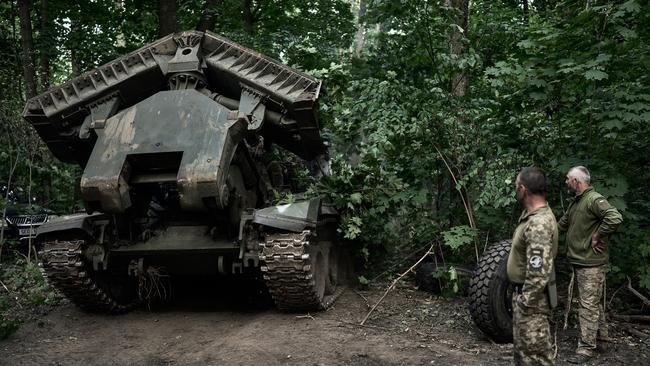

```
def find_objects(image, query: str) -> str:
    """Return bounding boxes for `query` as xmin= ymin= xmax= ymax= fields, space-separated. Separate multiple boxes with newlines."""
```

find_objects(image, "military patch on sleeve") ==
xmin=596 ymin=197 xmax=612 ymax=211
xmin=529 ymin=248 xmax=544 ymax=271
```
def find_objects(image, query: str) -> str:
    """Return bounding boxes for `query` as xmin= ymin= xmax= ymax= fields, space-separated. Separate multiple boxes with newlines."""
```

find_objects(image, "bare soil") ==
xmin=1 ymin=278 xmax=649 ymax=366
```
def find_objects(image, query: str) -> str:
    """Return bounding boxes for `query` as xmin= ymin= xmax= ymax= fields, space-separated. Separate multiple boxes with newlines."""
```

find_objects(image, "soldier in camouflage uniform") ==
xmin=507 ymin=167 xmax=558 ymax=366
xmin=560 ymin=166 xmax=623 ymax=364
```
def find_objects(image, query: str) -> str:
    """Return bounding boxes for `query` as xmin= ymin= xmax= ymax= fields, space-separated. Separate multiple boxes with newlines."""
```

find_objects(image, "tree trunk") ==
xmin=70 ymin=19 xmax=81 ymax=76
xmin=42 ymin=170 xmax=52 ymax=206
xmin=522 ymin=0 xmax=529 ymax=24
xmin=18 ymin=0 xmax=37 ymax=99
xmin=446 ymin=0 xmax=469 ymax=97
xmin=38 ymin=0 xmax=53 ymax=204
xmin=354 ymin=0 xmax=367 ymax=57
xmin=0 ymin=152 xmax=20 ymax=262
xmin=39 ymin=0 xmax=51 ymax=90
xmin=243 ymin=0 xmax=254 ymax=35
xmin=158 ymin=0 xmax=178 ymax=37
xmin=196 ymin=0 xmax=223 ymax=32
xmin=10 ymin=0 xmax=23 ymax=99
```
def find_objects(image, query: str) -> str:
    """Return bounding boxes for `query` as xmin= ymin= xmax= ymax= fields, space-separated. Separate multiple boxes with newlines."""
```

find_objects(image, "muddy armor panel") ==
xmin=25 ymin=31 xmax=344 ymax=313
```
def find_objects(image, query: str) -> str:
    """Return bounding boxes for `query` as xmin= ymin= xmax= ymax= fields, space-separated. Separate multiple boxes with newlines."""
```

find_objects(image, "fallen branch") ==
xmin=360 ymin=244 xmax=434 ymax=326
xmin=622 ymin=325 xmax=649 ymax=339
xmin=627 ymin=276 xmax=650 ymax=307
xmin=608 ymin=283 xmax=626 ymax=309
xmin=353 ymin=289 xmax=371 ymax=310
xmin=612 ymin=314 xmax=650 ymax=324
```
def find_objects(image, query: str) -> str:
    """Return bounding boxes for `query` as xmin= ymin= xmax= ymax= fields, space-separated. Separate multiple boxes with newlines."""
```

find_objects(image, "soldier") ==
xmin=560 ymin=166 xmax=623 ymax=364
xmin=507 ymin=167 xmax=558 ymax=366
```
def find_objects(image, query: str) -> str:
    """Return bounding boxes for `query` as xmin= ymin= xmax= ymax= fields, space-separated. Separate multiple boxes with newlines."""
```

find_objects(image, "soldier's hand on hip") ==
xmin=591 ymin=232 xmax=606 ymax=253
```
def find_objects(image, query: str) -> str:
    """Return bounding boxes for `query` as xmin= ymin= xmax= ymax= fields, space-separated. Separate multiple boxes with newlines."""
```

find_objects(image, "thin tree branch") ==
xmin=627 ymin=276 xmax=650 ymax=307
xmin=434 ymin=145 xmax=474 ymax=229
xmin=360 ymin=243 xmax=434 ymax=325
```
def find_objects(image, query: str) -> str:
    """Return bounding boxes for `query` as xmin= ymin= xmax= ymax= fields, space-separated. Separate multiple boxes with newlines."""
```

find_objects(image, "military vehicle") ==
xmin=23 ymin=31 xmax=344 ymax=313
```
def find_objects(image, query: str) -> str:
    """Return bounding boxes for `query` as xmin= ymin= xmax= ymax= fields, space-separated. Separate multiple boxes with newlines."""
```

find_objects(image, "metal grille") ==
xmin=6 ymin=214 xmax=47 ymax=226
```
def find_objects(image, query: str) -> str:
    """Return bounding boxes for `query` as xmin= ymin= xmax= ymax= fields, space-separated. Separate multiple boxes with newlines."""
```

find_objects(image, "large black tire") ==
xmin=468 ymin=240 xmax=514 ymax=343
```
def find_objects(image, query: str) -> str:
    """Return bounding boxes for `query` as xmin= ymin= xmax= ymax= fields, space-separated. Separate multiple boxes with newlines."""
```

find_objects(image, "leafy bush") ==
xmin=0 ymin=257 xmax=62 ymax=339
xmin=308 ymin=1 xmax=650 ymax=297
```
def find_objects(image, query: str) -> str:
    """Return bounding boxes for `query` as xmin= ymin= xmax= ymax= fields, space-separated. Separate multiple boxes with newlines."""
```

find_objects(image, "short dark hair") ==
xmin=517 ymin=167 xmax=547 ymax=195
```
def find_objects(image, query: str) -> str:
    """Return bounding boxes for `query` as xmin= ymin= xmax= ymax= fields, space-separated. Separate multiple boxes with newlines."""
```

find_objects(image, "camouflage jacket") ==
xmin=558 ymin=187 xmax=623 ymax=266
xmin=507 ymin=204 xmax=558 ymax=312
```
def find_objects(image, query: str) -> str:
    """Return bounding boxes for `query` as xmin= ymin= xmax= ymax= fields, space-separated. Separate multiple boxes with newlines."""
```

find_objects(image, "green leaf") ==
xmin=584 ymin=70 xmax=608 ymax=81
xmin=517 ymin=39 xmax=537 ymax=49
xmin=615 ymin=26 xmax=637 ymax=39
xmin=442 ymin=225 xmax=477 ymax=250
xmin=620 ymin=0 xmax=641 ymax=13
xmin=602 ymin=119 xmax=623 ymax=130
xmin=529 ymin=79 xmax=548 ymax=88
xmin=358 ymin=275 xmax=369 ymax=285
xmin=413 ymin=189 xmax=428 ymax=205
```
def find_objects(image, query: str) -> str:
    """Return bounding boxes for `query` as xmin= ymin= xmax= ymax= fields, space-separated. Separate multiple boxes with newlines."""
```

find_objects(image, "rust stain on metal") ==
xmin=104 ymin=107 xmax=137 ymax=146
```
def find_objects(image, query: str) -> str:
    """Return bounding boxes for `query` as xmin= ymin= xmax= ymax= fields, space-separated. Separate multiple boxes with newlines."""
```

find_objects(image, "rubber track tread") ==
xmin=40 ymin=239 xmax=137 ymax=313
xmin=260 ymin=231 xmax=343 ymax=311
xmin=467 ymin=240 xmax=512 ymax=342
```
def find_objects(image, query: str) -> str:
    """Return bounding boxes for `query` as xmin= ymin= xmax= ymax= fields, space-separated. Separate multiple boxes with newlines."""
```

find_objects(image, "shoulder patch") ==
xmin=595 ymin=197 xmax=612 ymax=211
xmin=529 ymin=248 xmax=544 ymax=271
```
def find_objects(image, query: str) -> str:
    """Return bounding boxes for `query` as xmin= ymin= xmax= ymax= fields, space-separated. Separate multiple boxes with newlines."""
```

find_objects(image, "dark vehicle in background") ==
xmin=1 ymin=184 xmax=55 ymax=246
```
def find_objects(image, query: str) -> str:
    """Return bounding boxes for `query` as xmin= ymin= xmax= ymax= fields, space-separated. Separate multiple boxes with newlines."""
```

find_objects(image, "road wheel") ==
xmin=467 ymin=240 xmax=514 ymax=343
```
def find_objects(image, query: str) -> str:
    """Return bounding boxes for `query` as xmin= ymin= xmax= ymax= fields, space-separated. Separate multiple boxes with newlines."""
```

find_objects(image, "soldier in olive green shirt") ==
xmin=507 ymin=167 xmax=558 ymax=366
xmin=560 ymin=166 xmax=623 ymax=364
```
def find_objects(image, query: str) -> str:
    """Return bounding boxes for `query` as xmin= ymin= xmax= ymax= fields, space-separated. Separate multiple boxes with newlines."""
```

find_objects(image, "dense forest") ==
xmin=1 ymin=0 xmax=649 ymax=337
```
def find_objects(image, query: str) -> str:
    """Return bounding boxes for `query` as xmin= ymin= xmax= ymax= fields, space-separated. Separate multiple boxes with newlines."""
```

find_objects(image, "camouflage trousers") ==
xmin=512 ymin=295 xmax=555 ymax=366
xmin=574 ymin=265 xmax=607 ymax=356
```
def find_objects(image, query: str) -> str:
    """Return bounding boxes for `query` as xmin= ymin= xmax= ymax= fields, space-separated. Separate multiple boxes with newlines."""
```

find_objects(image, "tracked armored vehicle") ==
xmin=23 ymin=31 xmax=344 ymax=313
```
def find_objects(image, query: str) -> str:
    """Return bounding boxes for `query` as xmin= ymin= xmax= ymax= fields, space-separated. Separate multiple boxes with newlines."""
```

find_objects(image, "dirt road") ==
xmin=1 ymin=279 xmax=648 ymax=366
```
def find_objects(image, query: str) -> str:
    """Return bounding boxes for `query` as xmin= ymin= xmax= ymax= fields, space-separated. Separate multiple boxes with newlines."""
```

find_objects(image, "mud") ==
xmin=1 ymin=279 xmax=648 ymax=366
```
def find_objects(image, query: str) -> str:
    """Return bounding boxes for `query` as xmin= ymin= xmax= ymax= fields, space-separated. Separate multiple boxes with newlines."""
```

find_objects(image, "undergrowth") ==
xmin=0 ymin=249 xmax=61 ymax=340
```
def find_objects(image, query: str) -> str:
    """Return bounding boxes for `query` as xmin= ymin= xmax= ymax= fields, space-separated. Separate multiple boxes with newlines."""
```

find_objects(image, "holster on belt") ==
xmin=546 ymin=265 xmax=558 ymax=309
